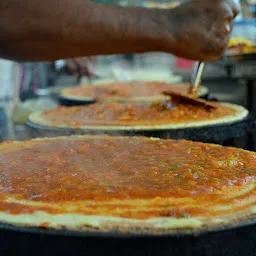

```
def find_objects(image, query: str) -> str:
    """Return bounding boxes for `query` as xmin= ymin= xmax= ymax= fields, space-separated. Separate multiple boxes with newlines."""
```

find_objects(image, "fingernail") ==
xmin=225 ymin=23 xmax=231 ymax=33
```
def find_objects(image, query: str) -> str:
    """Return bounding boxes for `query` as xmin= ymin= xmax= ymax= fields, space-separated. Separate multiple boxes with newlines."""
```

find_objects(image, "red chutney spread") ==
xmin=0 ymin=136 xmax=256 ymax=219
xmin=61 ymin=82 xmax=193 ymax=98
xmin=38 ymin=101 xmax=237 ymax=128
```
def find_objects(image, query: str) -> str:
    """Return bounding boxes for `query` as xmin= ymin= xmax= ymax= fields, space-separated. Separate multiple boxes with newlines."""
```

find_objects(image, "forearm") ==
xmin=0 ymin=0 xmax=170 ymax=61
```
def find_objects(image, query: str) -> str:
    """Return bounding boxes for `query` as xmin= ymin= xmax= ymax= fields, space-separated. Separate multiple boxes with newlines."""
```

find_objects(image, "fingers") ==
xmin=200 ymin=36 xmax=227 ymax=61
xmin=65 ymin=60 xmax=77 ymax=74
xmin=65 ymin=58 xmax=92 ymax=77
xmin=222 ymin=0 xmax=240 ymax=19
xmin=220 ymin=1 xmax=238 ymax=35
xmin=75 ymin=58 xmax=91 ymax=76
xmin=226 ymin=0 xmax=240 ymax=18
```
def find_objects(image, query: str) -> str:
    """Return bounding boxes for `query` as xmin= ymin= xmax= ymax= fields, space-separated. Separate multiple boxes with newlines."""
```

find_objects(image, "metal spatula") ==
xmin=163 ymin=61 xmax=216 ymax=110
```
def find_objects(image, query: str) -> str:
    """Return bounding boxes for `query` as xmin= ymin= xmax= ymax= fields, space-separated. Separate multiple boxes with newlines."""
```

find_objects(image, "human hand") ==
xmin=161 ymin=0 xmax=239 ymax=61
xmin=65 ymin=57 xmax=93 ymax=79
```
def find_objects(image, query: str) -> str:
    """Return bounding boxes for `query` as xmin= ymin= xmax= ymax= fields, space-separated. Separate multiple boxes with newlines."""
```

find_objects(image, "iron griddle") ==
xmin=1 ymin=216 xmax=256 ymax=256
xmin=26 ymin=114 xmax=253 ymax=144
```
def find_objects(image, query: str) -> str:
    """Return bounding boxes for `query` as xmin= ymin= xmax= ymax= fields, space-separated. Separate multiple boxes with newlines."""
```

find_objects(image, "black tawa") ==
xmin=26 ymin=114 xmax=253 ymax=145
xmin=1 ymin=219 xmax=256 ymax=256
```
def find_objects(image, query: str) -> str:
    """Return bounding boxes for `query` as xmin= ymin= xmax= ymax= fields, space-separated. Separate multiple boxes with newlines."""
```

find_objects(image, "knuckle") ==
xmin=230 ymin=0 xmax=240 ymax=14
xmin=223 ymin=0 xmax=239 ymax=18
xmin=219 ymin=43 xmax=227 ymax=53
xmin=201 ymin=39 xmax=226 ymax=57
xmin=217 ymin=38 xmax=227 ymax=50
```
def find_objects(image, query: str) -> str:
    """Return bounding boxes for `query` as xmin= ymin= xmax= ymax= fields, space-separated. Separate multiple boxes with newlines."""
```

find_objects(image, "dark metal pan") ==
xmin=26 ymin=114 xmax=253 ymax=145
xmin=58 ymin=97 xmax=96 ymax=106
xmin=1 ymin=215 xmax=256 ymax=256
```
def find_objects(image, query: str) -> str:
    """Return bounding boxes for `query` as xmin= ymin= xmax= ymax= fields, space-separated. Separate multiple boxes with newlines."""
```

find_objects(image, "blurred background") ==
xmin=0 ymin=0 xmax=255 ymax=147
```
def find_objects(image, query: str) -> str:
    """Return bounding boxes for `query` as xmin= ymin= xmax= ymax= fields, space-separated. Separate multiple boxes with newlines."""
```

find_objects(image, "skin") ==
xmin=0 ymin=0 xmax=239 ymax=62
xmin=65 ymin=57 xmax=93 ymax=78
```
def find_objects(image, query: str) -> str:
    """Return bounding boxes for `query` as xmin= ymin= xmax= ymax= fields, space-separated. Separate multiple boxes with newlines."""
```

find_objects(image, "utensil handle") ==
xmin=189 ymin=61 xmax=205 ymax=97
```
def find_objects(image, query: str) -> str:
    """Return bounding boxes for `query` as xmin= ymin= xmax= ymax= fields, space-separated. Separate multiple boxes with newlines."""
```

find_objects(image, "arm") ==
xmin=0 ymin=0 xmax=239 ymax=62
xmin=0 ymin=0 xmax=167 ymax=61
